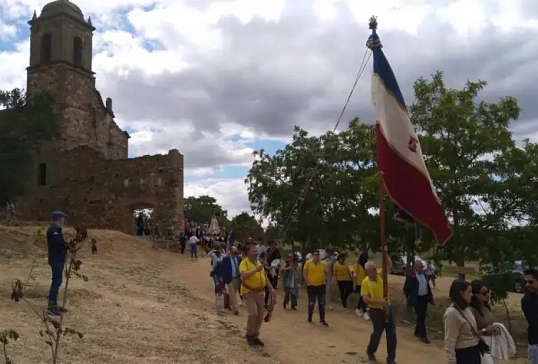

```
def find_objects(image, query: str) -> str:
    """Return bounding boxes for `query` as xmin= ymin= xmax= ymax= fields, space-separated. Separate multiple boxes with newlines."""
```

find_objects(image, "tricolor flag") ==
xmin=367 ymin=21 xmax=452 ymax=246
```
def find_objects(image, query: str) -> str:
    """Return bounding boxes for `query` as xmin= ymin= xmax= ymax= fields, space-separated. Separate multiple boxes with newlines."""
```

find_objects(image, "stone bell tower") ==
xmin=25 ymin=0 xmax=129 ymax=157
xmin=27 ymin=0 xmax=95 ymax=85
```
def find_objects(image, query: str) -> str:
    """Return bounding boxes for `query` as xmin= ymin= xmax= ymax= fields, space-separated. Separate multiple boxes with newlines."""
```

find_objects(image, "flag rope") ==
xmin=265 ymin=47 xmax=372 ymax=255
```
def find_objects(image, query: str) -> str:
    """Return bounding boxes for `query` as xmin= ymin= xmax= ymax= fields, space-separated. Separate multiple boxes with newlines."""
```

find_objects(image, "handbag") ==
xmin=454 ymin=307 xmax=490 ymax=356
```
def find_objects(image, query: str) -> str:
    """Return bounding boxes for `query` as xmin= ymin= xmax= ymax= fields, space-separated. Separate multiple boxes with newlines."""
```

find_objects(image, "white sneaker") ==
xmin=355 ymin=308 xmax=363 ymax=317
xmin=239 ymin=300 xmax=243 ymax=307
xmin=363 ymin=312 xmax=370 ymax=321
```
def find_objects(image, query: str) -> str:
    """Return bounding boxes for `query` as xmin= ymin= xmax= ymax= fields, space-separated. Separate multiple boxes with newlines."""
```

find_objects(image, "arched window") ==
xmin=40 ymin=34 xmax=52 ymax=63
xmin=73 ymin=37 xmax=82 ymax=67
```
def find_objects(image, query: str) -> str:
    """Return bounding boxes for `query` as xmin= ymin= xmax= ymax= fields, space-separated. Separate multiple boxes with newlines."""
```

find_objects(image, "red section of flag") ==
xmin=376 ymin=124 xmax=452 ymax=246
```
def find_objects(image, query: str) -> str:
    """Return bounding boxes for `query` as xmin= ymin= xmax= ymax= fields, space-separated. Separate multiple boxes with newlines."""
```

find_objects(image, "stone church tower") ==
xmin=16 ymin=0 xmax=185 ymax=237
xmin=27 ymin=0 xmax=128 ymax=158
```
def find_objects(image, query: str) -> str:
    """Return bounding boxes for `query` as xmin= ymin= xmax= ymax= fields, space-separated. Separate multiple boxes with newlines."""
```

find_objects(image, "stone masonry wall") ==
xmin=16 ymin=146 xmax=185 ymax=236
xmin=27 ymin=64 xmax=128 ymax=159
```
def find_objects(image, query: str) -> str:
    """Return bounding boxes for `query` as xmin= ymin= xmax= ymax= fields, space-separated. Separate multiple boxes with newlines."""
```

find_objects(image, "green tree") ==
xmin=246 ymin=119 xmax=386 ymax=257
xmin=230 ymin=212 xmax=264 ymax=243
xmin=409 ymin=71 xmax=531 ymax=276
xmin=0 ymin=88 xmax=58 ymax=204
xmin=184 ymin=195 xmax=228 ymax=224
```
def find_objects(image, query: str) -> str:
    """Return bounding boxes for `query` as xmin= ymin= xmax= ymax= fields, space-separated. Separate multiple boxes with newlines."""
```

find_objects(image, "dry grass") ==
xmin=0 ymin=225 xmax=279 ymax=364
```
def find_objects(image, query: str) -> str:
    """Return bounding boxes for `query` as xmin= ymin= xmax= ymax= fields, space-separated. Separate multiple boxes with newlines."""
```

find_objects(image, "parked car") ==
xmin=482 ymin=260 xmax=527 ymax=293
xmin=390 ymin=254 xmax=429 ymax=276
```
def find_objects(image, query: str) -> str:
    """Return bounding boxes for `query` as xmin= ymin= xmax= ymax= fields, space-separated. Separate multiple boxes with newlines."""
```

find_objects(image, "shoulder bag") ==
xmin=454 ymin=306 xmax=490 ymax=356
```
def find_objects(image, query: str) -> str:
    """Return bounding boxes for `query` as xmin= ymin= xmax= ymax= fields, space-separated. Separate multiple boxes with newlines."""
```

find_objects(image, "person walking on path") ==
xmin=46 ymin=211 xmax=68 ymax=316
xmin=353 ymin=252 xmax=369 ymax=320
xmin=403 ymin=260 xmax=435 ymax=344
xmin=303 ymin=249 xmax=329 ymax=327
xmin=333 ymin=254 xmax=353 ymax=308
xmin=219 ymin=246 xmax=242 ymax=315
xmin=239 ymin=244 xmax=274 ymax=347
xmin=188 ymin=234 xmax=199 ymax=259
xmin=522 ymin=268 xmax=538 ymax=364
xmin=361 ymin=256 xmax=395 ymax=364
xmin=322 ymin=247 xmax=336 ymax=310
xmin=282 ymin=255 xmax=299 ymax=310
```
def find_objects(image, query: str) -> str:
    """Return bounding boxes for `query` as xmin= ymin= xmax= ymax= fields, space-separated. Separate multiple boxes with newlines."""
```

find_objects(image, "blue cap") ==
xmin=51 ymin=211 xmax=67 ymax=221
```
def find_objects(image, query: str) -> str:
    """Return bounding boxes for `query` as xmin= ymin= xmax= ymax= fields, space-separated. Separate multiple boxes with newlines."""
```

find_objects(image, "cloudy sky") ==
xmin=1 ymin=0 xmax=537 ymax=218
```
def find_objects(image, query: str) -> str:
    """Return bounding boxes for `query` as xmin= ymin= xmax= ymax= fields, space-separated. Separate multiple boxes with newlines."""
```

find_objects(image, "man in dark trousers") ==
xmin=522 ymin=268 xmax=538 ymax=364
xmin=403 ymin=259 xmax=434 ymax=344
xmin=46 ymin=211 xmax=68 ymax=316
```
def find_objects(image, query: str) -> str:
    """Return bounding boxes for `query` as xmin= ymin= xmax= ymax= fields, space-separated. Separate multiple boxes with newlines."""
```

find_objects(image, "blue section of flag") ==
xmin=369 ymin=30 xmax=422 ymax=242
xmin=367 ymin=32 xmax=407 ymax=108
xmin=392 ymin=204 xmax=422 ymax=242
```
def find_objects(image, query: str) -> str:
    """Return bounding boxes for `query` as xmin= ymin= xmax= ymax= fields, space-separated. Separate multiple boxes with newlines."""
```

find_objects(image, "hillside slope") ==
xmin=0 ymin=224 xmax=279 ymax=364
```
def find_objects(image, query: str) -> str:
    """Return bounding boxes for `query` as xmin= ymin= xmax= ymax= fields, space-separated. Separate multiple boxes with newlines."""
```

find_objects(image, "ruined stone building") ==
xmin=15 ymin=0 xmax=184 ymax=235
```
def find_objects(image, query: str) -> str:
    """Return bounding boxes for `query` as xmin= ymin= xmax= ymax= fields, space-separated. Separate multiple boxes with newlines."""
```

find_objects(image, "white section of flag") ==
xmin=371 ymin=73 xmax=440 ymax=201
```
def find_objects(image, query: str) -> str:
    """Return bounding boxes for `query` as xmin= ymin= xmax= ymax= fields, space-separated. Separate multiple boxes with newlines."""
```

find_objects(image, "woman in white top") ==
xmin=444 ymin=279 xmax=481 ymax=364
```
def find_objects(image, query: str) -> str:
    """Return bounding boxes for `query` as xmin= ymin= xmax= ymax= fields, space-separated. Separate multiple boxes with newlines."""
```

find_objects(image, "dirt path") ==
xmin=162 ymin=256 xmax=451 ymax=364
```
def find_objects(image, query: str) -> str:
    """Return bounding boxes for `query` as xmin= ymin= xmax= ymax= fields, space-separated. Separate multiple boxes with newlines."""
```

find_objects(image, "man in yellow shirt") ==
xmin=361 ymin=256 xmax=395 ymax=364
xmin=239 ymin=243 xmax=274 ymax=347
xmin=303 ymin=250 xmax=329 ymax=327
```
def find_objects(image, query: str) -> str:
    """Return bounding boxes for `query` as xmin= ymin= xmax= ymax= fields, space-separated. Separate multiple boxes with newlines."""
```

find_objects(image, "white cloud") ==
xmin=1 ymin=0 xmax=538 ymax=220
xmin=185 ymin=178 xmax=250 ymax=217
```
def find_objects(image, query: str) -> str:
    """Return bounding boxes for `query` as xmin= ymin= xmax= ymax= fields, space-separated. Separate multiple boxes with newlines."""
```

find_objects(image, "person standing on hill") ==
xmin=303 ymin=249 xmax=329 ymax=327
xmin=46 ymin=211 xmax=68 ymax=316
xmin=239 ymin=244 xmax=274 ymax=346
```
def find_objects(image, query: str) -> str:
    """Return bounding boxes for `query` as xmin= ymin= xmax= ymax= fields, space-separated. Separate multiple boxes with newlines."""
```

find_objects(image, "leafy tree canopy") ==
xmin=184 ymin=195 xmax=228 ymax=226
xmin=230 ymin=212 xmax=264 ymax=243
xmin=0 ymin=88 xmax=59 ymax=204
xmin=246 ymin=71 xmax=538 ymax=279
xmin=409 ymin=71 xmax=535 ymax=273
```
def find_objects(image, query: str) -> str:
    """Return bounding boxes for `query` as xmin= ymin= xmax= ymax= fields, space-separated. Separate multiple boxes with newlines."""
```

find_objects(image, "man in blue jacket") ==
xmin=46 ymin=211 xmax=68 ymax=316
xmin=219 ymin=245 xmax=243 ymax=314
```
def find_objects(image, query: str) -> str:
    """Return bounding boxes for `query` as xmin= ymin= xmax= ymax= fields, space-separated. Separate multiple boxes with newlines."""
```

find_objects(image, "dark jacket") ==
xmin=403 ymin=270 xmax=434 ymax=306
xmin=46 ymin=222 xmax=66 ymax=265
xmin=522 ymin=292 xmax=538 ymax=345
xmin=267 ymin=247 xmax=281 ymax=264
xmin=219 ymin=254 xmax=242 ymax=285
xmin=358 ymin=252 xmax=368 ymax=268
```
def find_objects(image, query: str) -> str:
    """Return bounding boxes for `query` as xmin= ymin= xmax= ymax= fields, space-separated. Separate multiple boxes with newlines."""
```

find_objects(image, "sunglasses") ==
xmin=525 ymin=280 xmax=535 ymax=285
xmin=479 ymin=290 xmax=490 ymax=295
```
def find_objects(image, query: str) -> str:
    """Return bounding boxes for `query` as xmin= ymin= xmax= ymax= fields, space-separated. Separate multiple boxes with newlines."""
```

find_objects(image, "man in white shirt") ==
xmin=188 ymin=235 xmax=199 ymax=259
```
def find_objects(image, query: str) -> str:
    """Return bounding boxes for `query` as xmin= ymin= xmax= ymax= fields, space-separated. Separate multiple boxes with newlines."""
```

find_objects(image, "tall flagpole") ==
xmin=369 ymin=15 xmax=390 ymax=316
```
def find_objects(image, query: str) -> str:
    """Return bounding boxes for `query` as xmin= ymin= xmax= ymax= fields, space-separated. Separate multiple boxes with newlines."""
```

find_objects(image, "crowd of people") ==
xmin=196 ymin=238 xmax=529 ymax=364
xmin=37 ymin=211 xmax=538 ymax=363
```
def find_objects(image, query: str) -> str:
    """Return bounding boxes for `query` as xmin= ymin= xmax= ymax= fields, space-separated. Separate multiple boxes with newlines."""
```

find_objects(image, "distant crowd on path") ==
xmin=5 ymin=201 xmax=17 ymax=225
